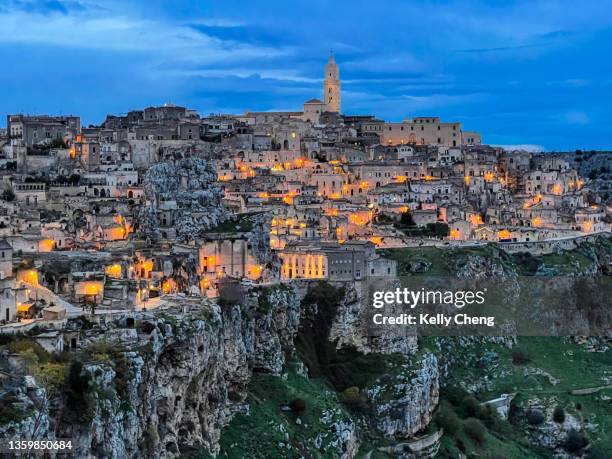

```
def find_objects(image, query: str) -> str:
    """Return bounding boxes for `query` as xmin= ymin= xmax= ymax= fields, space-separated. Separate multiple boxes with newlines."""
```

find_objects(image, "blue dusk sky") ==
xmin=1 ymin=0 xmax=611 ymax=150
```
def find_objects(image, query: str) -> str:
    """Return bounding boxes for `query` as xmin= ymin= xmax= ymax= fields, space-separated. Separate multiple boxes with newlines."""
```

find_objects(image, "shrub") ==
xmin=565 ymin=429 xmax=589 ymax=453
xmin=553 ymin=405 xmax=565 ymax=423
xmin=400 ymin=211 xmax=415 ymax=227
xmin=63 ymin=360 xmax=93 ymax=423
xmin=460 ymin=395 xmax=482 ymax=418
xmin=463 ymin=418 xmax=486 ymax=444
xmin=1 ymin=189 xmax=15 ymax=202
xmin=587 ymin=445 xmax=611 ymax=459
xmin=288 ymin=398 xmax=306 ymax=413
xmin=32 ymin=362 xmax=66 ymax=395
xmin=435 ymin=403 xmax=461 ymax=435
xmin=441 ymin=386 xmax=470 ymax=407
xmin=8 ymin=338 xmax=50 ymax=364
xmin=511 ymin=347 xmax=530 ymax=365
xmin=341 ymin=386 xmax=368 ymax=412
xmin=526 ymin=409 xmax=545 ymax=425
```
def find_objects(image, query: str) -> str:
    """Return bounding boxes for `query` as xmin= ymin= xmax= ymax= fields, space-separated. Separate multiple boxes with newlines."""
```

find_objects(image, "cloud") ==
xmin=0 ymin=7 xmax=284 ymax=65
xmin=493 ymin=144 xmax=546 ymax=152
xmin=563 ymin=110 xmax=590 ymax=125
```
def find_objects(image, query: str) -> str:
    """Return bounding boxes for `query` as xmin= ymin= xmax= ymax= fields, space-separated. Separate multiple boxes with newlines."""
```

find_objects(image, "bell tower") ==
xmin=324 ymin=50 xmax=341 ymax=113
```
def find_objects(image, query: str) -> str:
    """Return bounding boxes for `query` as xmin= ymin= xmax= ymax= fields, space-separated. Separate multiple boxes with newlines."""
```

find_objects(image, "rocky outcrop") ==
xmin=7 ymin=286 xmax=303 ymax=458
xmin=139 ymin=157 xmax=231 ymax=242
xmin=367 ymin=353 xmax=439 ymax=438
xmin=330 ymin=283 xmax=418 ymax=355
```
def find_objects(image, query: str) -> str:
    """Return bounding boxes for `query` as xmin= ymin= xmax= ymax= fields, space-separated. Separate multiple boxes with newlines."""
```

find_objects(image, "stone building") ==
xmin=324 ymin=50 xmax=341 ymax=113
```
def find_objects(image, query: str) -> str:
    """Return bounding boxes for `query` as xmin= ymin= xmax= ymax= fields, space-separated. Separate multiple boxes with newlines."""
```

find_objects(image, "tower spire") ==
xmin=323 ymin=50 xmax=341 ymax=113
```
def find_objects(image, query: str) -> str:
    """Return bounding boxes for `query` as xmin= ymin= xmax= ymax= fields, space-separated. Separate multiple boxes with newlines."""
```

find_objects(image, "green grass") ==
xmin=438 ymin=336 xmax=612 ymax=454
xmin=203 ymin=214 xmax=254 ymax=233
xmin=216 ymin=371 xmax=353 ymax=458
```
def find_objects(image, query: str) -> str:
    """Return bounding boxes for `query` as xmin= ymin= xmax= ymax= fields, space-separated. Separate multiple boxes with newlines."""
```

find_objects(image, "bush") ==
xmin=8 ymin=338 xmax=51 ymax=363
xmin=400 ymin=211 xmax=415 ymax=227
xmin=426 ymin=222 xmax=450 ymax=238
xmin=587 ymin=445 xmax=611 ymax=459
xmin=63 ymin=360 xmax=93 ymax=423
xmin=511 ymin=347 xmax=530 ymax=365
xmin=341 ymin=386 xmax=368 ymax=412
xmin=526 ymin=409 xmax=545 ymax=425
xmin=288 ymin=398 xmax=306 ymax=413
xmin=1 ymin=189 xmax=15 ymax=202
xmin=565 ymin=429 xmax=589 ymax=453
xmin=435 ymin=403 xmax=461 ymax=435
xmin=460 ymin=395 xmax=482 ymax=418
xmin=463 ymin=418 xmax=486 ymax=444
xmin=553 ymin=405 xmax=565 ymax=423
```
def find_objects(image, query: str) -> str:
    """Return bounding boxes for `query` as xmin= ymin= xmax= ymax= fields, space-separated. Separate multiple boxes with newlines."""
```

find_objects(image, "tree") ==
xmin=526 ymin=409 xmax=545 ymax=425
xmin=464 ymin=418 xmax=486 ymax=444
xmin=288 ymin=398 xmax=306 ymax=412
xmin=565 ymin=429 xmax=589 ymax=453
xmin=63 ymin=360 xmax=93 ymax=423
xmin=511 ymin=347 xmax=530 ymax=364
xmin=1 ymin=189 xmax=15 ymax=201
xmin=435 ymin=403 xmax=461 ymax=435
xmin=341 ymin=386 xmax=368 ymax=413
xmin=426 ymin=222 xmax=450 ymax=238
xmin=461 ymin=395 xmax=482 ymax=418
xmin=553 ymin=405 xmax=565 ymax=423
xmin=400 ymin=211 xmax=415 ymax=226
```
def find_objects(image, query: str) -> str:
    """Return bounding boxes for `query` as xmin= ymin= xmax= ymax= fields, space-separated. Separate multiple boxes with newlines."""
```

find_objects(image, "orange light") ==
xmin=484 ymin=171 xmax=494 ymax=183
xmin=470 ymin=215 xmax=483 ymax=226
xmin=532 ymin=217 xmax=542 ymax=227
xmin=84 ymin=282 xmax=101 ymax=295
xmin=109 ymin=226 xmax=127 ymax=240
xmin=552 ymin=184 xmax=562 ymax=195
xmin=450 ymin=229 xmax=460 ymax=240
xmin=218 ymin=175 xmax=231 ymax=181
xmin=39 ymin=239 xmax=55 ymax=252
xmin=583 ymin=221 xmax=593 ymax=232
xmin=424 ymin=175 xmax=434 ymax=181
xmin=359 ymin=181 xmax=369 ymax=189
xmin=395 ymin=175 xmax=407 ymax=183
xmin=21 ymin=270 xmax=39 ymax=286
xmin=498 ymin=230 xmax=511 ymax=239
xmin=258 ymin=192 xmax=270 ymax=199
xmin=349 ymin=212 xmax=372 ymax=226
xmin=105 ymin=264 xmax=122 ymax=278
xmin=370 ymin=236 xmax=382 ymax=246
xmin=464 ymin=176 xmax=471 ymax=186
xmin=400 ymin=206 xmax=409 ymax=213
xmin=330 ymin=192 xmax=341 ymax=199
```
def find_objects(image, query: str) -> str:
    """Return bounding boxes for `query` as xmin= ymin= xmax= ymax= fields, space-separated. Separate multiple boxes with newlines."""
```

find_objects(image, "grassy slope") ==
xmin=210 ymin=238 xmax=611 ymax=458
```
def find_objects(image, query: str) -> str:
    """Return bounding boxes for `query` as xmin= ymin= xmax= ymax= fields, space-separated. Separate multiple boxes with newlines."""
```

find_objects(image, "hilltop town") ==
xmin=0 ymin=52 xmax=609 ymax=325
xmin=0 ymin=53 xmax=611 ymax=458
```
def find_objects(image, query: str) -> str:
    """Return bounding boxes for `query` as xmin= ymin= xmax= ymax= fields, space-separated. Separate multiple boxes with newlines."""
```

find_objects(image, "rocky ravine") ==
xmin=2 ymin=282 xmax=439 ymax=458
